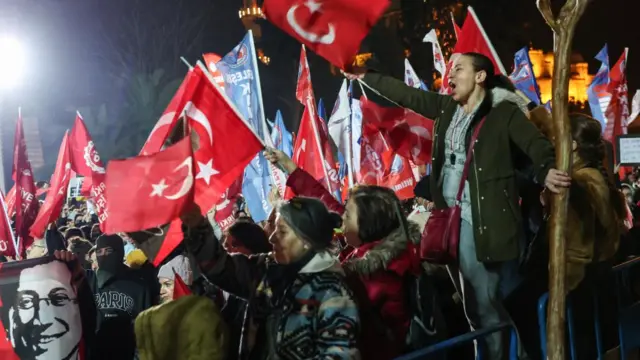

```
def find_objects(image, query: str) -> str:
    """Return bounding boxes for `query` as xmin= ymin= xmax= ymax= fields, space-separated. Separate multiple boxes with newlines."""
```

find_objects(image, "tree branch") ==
xmin=536 ymin=0 xmax=558 ymax=31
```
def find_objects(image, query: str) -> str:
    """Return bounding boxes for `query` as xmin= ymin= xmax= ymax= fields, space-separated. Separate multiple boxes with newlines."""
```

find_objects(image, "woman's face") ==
xmin=448 ymin=55 xmax=484 ymax=103
xmin=270 ymin=215 xmax=307 ymax=264
xmin=342 ymin=201 xmax=361 ymax=247
xmin=158 ymin=278 xmax=174 ymax=304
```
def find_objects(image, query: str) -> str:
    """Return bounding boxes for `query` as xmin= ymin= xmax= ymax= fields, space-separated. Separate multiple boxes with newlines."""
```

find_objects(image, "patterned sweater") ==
xmin=183 ymin=219 xmax=361 ymax=360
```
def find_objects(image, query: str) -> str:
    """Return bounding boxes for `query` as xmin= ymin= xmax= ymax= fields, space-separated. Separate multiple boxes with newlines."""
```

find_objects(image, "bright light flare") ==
xmin=0 ymin=36 xmax=26 ymax=90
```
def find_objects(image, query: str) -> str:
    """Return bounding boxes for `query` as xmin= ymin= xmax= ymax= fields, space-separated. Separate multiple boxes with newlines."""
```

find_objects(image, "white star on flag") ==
xmin=304 ymin=0 xmax=322 ymax=13
xmin=150 ymin=179 xmax=169 ymax=197
xmin=196 ymin=159 xmax=219 ymax=185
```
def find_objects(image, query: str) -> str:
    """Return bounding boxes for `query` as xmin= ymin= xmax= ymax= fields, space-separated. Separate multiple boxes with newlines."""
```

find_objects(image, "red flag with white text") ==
xmin=68 ymin=114 xmax=109 ymax=224
xmin=604 ymin=49 xmax=629 ymax=155
xmin=12 ymin=111 xmax=39 ymax=253
xmin=213 ymin=178 xmax=243 ymax=231
xmin=30 ymin=132 xmax=72 ymax=238
xmin=104 ymin=136 xmax=194 ymax=234
xmin=202 ymin=53 xmax=226 ymax=88
xmin=263 ymin=0 xmax=390 ymax=69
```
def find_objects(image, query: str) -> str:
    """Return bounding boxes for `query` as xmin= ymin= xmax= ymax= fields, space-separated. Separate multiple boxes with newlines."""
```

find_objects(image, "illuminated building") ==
xmin=529 ymin=49 xmax=593 ymax=104
xmin=238 ymin=0 xmax=270 ymax=65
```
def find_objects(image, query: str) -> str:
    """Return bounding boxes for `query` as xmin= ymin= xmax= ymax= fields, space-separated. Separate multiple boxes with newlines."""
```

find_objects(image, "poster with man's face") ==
xmin=0 ymin=256 xmax=84 ymax=360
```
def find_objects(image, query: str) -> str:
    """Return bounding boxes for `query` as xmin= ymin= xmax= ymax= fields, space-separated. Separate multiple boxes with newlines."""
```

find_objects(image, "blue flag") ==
xmin=509 ymin=47 xmax=541 ymax=105
xmin=216 ymin=32 xmax=272 ymax=222
xmin=271 ymin=110 xmax=293 ymax=158
xmin=587 ymin=45 xmax=610 ymax=130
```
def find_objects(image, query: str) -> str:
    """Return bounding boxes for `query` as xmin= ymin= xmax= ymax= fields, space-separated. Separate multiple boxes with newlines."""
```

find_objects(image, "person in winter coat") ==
xmin=265 ymin=149 xmax=423 ymax=359
xmin=181 ymin=198 xmax=360 ymax=360
xmin=344 ymin=52 xmax=572 ymax=359
xmin=135 ymin=295 xmax=229 ymax=360
xmin=88 ymin=234 xmax=155 ymax=360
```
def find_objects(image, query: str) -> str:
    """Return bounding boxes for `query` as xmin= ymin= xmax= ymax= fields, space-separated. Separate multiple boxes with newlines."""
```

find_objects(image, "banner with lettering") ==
xmin=215 ymin=32 xmax=273 ymax=222
xmin=0 ymin=256 xmax=91 ymax=360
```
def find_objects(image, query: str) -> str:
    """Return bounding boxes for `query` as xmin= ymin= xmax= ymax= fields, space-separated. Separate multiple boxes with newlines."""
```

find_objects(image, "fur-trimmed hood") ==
xmin=491 ymin=87 xmax=530 ymax=113
xmin=343 ymin=221 xmax=421 ymax=276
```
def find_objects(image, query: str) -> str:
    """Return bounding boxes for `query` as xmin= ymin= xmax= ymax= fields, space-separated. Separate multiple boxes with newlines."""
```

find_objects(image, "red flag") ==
xmin=604 ymin=49 xmax=629 ymax=154
xmin=360 ymin=97 xmax=434 ymax=165
xmin=104 ymin=136 xmax=194 ymax=234
xmin=380 ymin=155 xmax=416 ymax=200
xmin=202 ymin=53 xmax=226 ymax=88
xmin=139 ymin=71 xmax=195 ymax=156
xmin=141 ymin=63 xmax=264 ymax=266
xmin=4 ymin=185 xmax=15 ymax=218
xmin=30 ymin=132 xmax=72 ymax=238
xmin=289 ymin=47 xmax=339 ymax=197
xmin=263 ymin=0 xmax=390 ymax=69
xmin=12 ymin=110 xmax=39 ymax=253
xmin=0 ymin=192 xmax=17 ymax=258
xmin=172 ymin=270 xmax=192 ymax=300
xmin=69 ymin=114 xmax=109 ymax=224
xmin=440 ymin=6 xmax=505 ymax=94
xmin=213 ymin=178 xmax=243 ymax=231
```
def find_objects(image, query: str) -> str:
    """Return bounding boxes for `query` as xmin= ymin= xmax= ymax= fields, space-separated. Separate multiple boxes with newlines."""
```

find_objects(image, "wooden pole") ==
xmin=536 ymin=1 xmax=589 ymax=358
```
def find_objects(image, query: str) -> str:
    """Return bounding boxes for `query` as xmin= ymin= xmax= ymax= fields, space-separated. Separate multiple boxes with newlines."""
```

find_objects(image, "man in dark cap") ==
xmin=88 ymin=234 xmax=156 ymax=360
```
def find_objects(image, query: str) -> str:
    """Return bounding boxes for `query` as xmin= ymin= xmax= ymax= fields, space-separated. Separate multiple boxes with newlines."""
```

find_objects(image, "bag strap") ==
xmin=456 ymin=117 xmax=487 ymax=201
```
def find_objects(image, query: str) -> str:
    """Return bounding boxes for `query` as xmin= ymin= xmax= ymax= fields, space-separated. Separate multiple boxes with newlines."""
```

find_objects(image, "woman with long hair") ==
xmin=343 ymin=52 xmax=571 ymax=359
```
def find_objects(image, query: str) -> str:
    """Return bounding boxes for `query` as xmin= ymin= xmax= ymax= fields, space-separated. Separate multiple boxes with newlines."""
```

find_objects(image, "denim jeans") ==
xmin=447 ymin=220 xmax=527 ymax=359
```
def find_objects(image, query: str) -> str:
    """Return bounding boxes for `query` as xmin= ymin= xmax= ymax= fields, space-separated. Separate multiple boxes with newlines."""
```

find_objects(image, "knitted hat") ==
xmin=124 ymin=249 xmax=147 ymax=269
xmin=158 ymin=255 xmax=192 ymax=285
xmin=278 ymin=197 xmax=342 ymax=251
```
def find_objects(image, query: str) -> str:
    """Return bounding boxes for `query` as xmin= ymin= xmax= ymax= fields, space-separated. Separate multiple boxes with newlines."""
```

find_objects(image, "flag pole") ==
xmin=0 ymin=192 xmax=17 ymax=258
xmin=180 ymin=57 xmax=193 ymax=70
xmin=346 ymin=80 xmax=355 ymax=188
xmin=467 ymin=7 xmax=507 ymax=74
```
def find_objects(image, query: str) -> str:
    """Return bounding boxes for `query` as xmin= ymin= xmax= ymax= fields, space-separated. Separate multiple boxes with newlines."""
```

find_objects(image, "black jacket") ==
xmin=88 ymin=267 xmax=154 ymax=360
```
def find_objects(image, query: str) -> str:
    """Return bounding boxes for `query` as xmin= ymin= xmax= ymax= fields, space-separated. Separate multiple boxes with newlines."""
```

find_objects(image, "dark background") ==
xmin=0 ymin=0 xmax=636 ymax=185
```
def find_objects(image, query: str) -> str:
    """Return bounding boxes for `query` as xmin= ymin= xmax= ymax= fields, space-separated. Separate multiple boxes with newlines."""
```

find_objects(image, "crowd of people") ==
xmin=1 ymin=52 xmax=635 ymax=360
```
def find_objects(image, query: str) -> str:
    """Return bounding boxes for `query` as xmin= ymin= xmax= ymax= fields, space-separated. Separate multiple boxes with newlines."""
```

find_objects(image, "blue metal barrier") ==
xmin=394 ymin=322 xmax=518 ymax=360
xmin=612 ymin=256 xmax=640 ymax=357
xmin=537 ymin=292 xmax=577 ymax=360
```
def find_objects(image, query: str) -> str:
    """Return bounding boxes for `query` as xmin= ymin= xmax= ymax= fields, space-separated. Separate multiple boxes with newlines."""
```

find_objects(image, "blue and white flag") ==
xmin=271 ymin=110 xmax=293 ymax=158
xmin=404 ymin=59 xmax=428 ymax=91
xmin=509 ymin=47 xmax=541 ymax=105
xmin=587 ymin=45 xmax=611 ymax=130
xmin=217 ymin=32 xmax=272 ymax=222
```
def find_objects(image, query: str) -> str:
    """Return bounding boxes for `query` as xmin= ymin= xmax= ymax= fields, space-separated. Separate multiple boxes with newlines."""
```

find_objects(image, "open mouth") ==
xmin=449 ymin=80 xmax=456 ymax=90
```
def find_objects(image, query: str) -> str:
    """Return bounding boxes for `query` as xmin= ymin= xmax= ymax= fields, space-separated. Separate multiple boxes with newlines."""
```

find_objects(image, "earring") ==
xmin=303 ymin=243 xmax=310 ymax=250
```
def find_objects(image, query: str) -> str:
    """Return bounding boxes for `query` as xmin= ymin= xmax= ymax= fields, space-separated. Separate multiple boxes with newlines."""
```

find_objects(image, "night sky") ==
xmin=0 ymin=0 xmax=636 ymax=180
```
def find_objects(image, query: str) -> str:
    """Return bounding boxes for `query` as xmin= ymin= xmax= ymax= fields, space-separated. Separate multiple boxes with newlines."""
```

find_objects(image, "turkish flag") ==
xmin=173 ymin=270 xmax=193 ymax=300
xmin=30 ymin=132 xmax=72 ymax=238
xmin=69 ymin=114 xmax=109 ymax=224
xmin=288 ymin=47 xmax=339 ymax=197
xmin=12 ymin=110 xmax=39 ymax=254
xmin=213 ymin=178 xmax=242 ymax=231
xmin=440 ymin=6 xmax=505 ymax=94
xmin=0 ymin=192 xmax=17 ymax=258
xmin=202 ymin=53 xmax=226 ymax=88
xmin=139 ymin=72 xmax=195 ymax=156
xmin=263 ymin=0 xmax=390 ymax=69
xmin=185 ymin=63 xmax=264 ymax=211
xmin=104 ymin=136 xmax=194 ymax=234
xmin=360 ymin=97 xmax=434 ymax=165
